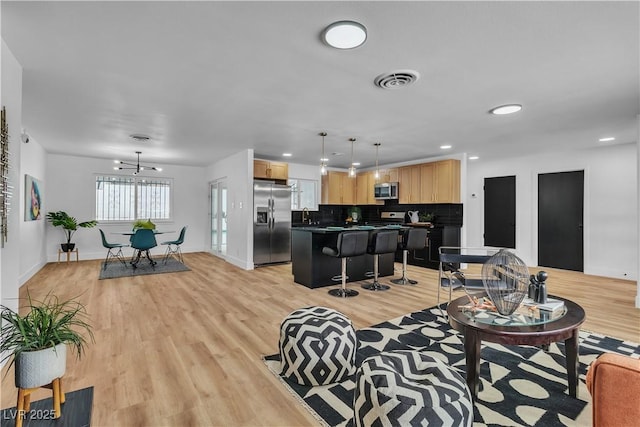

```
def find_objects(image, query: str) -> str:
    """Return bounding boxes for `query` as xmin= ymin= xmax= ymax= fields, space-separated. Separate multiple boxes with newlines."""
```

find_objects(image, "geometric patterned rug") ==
xmin=264 ymin=305 xmax=640 ymax=427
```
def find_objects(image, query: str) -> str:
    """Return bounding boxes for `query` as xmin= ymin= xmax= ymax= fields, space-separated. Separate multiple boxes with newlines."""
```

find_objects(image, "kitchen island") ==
xmin=291 ymin=226 xmax=397 ymax=288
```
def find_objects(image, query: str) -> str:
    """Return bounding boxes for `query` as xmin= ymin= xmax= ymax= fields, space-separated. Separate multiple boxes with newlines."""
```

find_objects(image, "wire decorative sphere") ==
xmin=481 ymin=249 xmax=530 ymax=315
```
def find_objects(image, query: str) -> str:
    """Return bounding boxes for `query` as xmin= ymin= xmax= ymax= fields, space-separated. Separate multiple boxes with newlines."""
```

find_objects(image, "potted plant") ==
xmin=46 ymin=211 xmax=97 ymax=252
xmin=132 ymin=218 xmax=156 ymax=231
xmin=0 ymin=292 xmax=94 ymax=392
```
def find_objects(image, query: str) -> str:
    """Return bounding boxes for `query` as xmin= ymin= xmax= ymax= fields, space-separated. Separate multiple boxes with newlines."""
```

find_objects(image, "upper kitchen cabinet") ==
xmin=322 ymin=171 xmax=356 ymax=205
xmin=356 ymin=171 xmax=381 ymax=205
xmin=254 ymin=159 xmax=288 ymax=181
xmin=377 ymin=168 xmax=399 ymax=183
xmin=398 ymin=165 xmax=421 ymax=204
xmin=420 ymin=159 xmax=460 ymax=203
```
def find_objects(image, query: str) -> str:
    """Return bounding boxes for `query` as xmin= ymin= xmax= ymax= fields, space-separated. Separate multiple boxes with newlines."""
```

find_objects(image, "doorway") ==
xmin=484 ymin=175 xmax=516 ymax=248
xmin=210 ymin=180 xmax=228 ymax=257
xmin=538 ymin=170 xmax=584 ymax=271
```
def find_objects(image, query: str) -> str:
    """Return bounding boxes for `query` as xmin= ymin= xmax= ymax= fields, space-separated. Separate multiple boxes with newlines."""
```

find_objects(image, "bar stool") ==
xmin=391 ymin=228 xmax=429 ymax=285
xmin=362 ymin=229 xmax=400 ymax=291
xmin=323 ymin=230 xmax=369 ymax=298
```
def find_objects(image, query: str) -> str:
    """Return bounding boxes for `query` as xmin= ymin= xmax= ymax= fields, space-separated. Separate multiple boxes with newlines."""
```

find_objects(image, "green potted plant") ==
xmin=46 ymin=211 xmax=97 ymax=252
xmin=0 ymin=292 xmax=94 ymax=391
xmin=132 ymin=218 xmax=156 ymax=231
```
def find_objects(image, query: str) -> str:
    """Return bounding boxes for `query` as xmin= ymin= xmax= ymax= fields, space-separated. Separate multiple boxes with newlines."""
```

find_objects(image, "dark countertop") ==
xmin=291 ymin=225 xmax=407 ymax=233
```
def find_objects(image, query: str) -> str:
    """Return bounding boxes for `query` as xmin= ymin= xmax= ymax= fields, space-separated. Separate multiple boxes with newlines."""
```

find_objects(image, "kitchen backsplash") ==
xmin=292 ymin=203 xmax=463 ymax=227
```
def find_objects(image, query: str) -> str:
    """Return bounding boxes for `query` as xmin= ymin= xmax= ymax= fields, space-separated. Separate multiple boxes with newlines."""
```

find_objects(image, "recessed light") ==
xmin=322 ymin=21 xmax=367 ymax=49
xmin=440 ymin=145 xmax=452 ymax=150
xmin=283 ymin=153 xmax=292 ymax=157
xmin=599 ymin=137 xmax=615 ymax=142
xmin=352 ymin=162 xmax=361 ymax=166
xmin=469 ymin=156 xmax=479 ymax=160
xmin=489 ymin=104 xmax=522 ymax=115
xmin=320 ymin=157 xmax=329 ymax=162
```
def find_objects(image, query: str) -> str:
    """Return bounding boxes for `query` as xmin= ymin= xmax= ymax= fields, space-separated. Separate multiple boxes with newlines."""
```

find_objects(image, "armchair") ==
xmin=586 ymin=352 xmax=640 ymax=427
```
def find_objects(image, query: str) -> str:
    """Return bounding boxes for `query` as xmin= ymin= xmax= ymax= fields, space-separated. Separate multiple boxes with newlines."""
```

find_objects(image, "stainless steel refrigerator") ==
xmin=253 ymin=180 xmax=291 ymax=265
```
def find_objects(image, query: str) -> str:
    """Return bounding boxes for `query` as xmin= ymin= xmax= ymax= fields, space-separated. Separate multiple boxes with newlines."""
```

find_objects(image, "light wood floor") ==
xmin=2 ymin=252 xmax=639 ymax=426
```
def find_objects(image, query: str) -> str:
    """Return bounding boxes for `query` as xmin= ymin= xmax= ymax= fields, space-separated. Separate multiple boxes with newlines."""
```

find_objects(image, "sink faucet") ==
xmin=302 ymin=207 xmax=310 ymax=224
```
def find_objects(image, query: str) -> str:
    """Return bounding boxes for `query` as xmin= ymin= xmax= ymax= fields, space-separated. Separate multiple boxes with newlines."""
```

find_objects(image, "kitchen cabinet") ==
xmin=322 ymin=171 xmax=356 ymax=205
xmin=420 ymin=159 xmax=460 ymax=203
xmin=377 ymin=168 xmax=399 ymax=183
xmin=254 ymin=159 xmax=288 ymax=181
xmin=356 ymin=171 xmax=381 ymax=205
xmin=398 ymin=165 xmax=421 ymax=204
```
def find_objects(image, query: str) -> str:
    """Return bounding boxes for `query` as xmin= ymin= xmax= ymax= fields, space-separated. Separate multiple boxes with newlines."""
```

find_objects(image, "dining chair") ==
xmin=99 ymin=229 xmax=128 ymax=270
xmin=161 ymin=226 xmax=187 ymax=264
xmin=130 ymin=228 xmax=158 ymax=268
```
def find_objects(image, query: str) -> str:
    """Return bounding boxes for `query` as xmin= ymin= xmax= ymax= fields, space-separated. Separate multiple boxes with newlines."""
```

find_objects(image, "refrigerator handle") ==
xmin=269 ymin=198 xmax=274 ymax=229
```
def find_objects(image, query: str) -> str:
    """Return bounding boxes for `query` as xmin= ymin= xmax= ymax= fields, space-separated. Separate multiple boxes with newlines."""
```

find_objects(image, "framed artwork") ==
xmin=25 ymin=174 xmax=43 ymax=221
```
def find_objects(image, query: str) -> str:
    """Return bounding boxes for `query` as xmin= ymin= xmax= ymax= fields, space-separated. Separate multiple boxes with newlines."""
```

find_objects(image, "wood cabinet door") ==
xmin=434 ymin=159 xmax=460 ymax=203
xmin=269 ymin=162 xmax=288 ymax=180
xmin=385 ymin=168 xmax=399 ymax=183
xmin=356 ymin=173 xmax=370 ymax=205
xmin=420 ymin=162 xmax=436 ymax=202
xmin=399 ymin=166 xmax=420 ymax=204
xmin=419 ymin=160 xmax=460 ymax=203
xmin=323 ymin=171 xmax=342 ymax=204
xmin=254 ymin=160 xmax=270 ymax=179
xmin=341 ymin=173 xmax=356 ymax=205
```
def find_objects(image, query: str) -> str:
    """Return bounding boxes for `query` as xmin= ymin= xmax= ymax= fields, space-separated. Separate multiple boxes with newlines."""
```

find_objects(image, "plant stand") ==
xmin=16 ymin=377 xmax=65 ymax=427
xmin=57 ymin=248 xmax=79 ymax=263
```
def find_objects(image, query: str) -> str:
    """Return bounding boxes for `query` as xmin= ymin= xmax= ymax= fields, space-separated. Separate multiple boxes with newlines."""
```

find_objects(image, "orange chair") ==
xmin=586 ymin=353 xmax=640 ymax=427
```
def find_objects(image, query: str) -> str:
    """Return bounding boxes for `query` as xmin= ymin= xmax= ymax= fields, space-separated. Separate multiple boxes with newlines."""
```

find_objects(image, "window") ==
xmin=96 ymin=175 xmax=172 ymax=221
xmin=289 ymin=178 xmax=318 ymax=211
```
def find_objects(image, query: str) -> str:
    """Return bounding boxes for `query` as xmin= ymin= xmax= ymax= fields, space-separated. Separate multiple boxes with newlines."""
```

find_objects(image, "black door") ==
xmin=538 ymin=170 xmax=584 ymax=271
xmin=484 ymin=176 xmax=516 ymax=248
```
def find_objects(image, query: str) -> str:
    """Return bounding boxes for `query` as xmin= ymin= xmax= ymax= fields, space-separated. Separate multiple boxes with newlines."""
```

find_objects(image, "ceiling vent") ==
xmin=374 ymin=70 xmax=420 ymax=89
xmin=129 ymin=134 xmax=151 ymax=142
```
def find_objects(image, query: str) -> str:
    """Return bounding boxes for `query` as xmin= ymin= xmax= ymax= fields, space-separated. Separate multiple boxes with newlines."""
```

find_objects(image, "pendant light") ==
xmin=374 ymin=143 xmax=381 ymax=180
xmin=348 ymin=138 xmax=357 ymax=178
xmin=319 ymin=132 xmax=328 ymax=176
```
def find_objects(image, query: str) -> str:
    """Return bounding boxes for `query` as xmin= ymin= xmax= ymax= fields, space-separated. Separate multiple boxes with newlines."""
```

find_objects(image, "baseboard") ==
xmin=19 ymin=259 xmax=47 ymax=285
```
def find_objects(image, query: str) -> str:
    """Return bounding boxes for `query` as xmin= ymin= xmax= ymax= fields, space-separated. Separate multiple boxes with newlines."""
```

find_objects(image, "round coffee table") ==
xmin=447 ymin=294 xmax=586 ymax=399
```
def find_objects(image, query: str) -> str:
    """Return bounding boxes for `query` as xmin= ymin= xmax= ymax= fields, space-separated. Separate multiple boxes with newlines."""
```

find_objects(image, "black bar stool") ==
xmin=362 ymin=229 xmax=399 ymax=292
xmin=391 ymin=228 xmax=428 ymax=285
xmin=323 ymin=230 xmax=369 ymax=298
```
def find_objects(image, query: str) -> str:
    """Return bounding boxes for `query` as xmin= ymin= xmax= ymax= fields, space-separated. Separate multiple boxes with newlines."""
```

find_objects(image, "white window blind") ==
xmin=96 ymin=175 xmax=172 ymax=221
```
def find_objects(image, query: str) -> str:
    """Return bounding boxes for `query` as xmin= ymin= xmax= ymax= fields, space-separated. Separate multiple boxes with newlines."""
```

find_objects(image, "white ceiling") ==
xmin=2 ymin=1 xmax=638 ymax=169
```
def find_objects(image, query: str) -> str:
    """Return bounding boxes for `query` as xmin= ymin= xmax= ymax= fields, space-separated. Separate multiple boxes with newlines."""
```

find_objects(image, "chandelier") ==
xmin=114 ymin=151 xmax=162 ymax=175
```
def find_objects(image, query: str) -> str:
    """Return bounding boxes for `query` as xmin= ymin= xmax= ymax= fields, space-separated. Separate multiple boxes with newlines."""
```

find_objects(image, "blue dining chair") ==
xmin=161 ymin=226 xmax=187 ymax=264
xmin=99 ymin=229 xmax=129 ymax=270
xmin=130 ymin=228 xmax=158 ymax=268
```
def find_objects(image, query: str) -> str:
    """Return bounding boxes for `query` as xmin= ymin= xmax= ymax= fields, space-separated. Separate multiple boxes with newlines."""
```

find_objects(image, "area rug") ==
xmin=263 ymin=305 xmax=640 ymax=427
xmin=98 ymin=257 xmax=190 ymax=279
xmin=0 ymin=386 xmax=93 ymax=426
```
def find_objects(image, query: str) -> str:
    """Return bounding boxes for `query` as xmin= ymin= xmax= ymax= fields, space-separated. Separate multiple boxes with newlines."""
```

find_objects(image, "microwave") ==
xmin=374 ymin=182 xmax=399 ymax=200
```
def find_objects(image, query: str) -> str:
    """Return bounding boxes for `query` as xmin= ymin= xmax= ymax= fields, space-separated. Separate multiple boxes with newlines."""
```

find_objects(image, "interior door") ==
xmin=484 ymin=176 xmax=516 ymax=248
xmin=538 ymin=170 xmax=584 ymax=271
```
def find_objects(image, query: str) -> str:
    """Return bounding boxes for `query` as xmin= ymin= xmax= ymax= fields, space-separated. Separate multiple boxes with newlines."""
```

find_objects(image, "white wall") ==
xmin=205 ymin=149 xmax=253 ymax=269
xmin=1 ymin=40 xmax=23 ymax=313
xmin=20 ymin=139 xmax=47 ymax=284
xmin=45 ymin=153 xmax=208 ymax=262
xmin=465 ymin=143 xmax=638 ymax=280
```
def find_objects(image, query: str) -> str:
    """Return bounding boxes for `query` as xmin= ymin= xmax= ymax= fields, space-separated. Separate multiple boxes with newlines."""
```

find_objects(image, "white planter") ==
xmin=15 ymin=343 xmax=67 ymax=388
